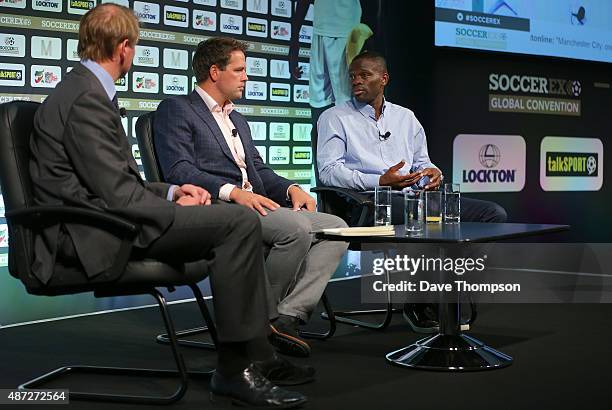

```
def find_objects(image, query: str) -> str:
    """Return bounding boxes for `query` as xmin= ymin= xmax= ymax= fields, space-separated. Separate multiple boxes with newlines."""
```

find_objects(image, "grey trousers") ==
xmin=257 ymin=208 xmax=348 ymax=322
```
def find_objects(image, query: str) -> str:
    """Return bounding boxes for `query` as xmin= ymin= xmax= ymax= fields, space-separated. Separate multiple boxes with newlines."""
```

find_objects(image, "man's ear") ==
xmin=381 ymin=72 xmax=389 ymax=87
xmin=209 ymin=64 xmax=219 ymax=81
xmin=116 ymin=39 xmax=129 ymax=62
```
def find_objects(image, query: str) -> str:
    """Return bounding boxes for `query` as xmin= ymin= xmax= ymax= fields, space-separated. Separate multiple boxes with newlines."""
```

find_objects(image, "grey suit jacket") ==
xmin=29 ymin=63 xmax=176 ymax=284
xmin=153 ymin=91 xmax=293 ymax=204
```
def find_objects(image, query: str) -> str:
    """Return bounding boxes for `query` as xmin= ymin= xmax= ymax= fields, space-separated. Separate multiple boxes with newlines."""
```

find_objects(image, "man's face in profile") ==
xmin=349 ymin=58 xmax=388 ymax=104
xmin=216 ymin=50 xmax=248 ymax=101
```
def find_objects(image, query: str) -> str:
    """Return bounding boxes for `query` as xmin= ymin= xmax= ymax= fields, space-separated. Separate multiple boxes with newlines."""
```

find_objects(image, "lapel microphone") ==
xmin=231 ymin=129 xmax=239 ymax=138
xmin=379 ymin=131 xmax=391 ymax=141
xmin=119 ymin=107 xmax=127 ymax=118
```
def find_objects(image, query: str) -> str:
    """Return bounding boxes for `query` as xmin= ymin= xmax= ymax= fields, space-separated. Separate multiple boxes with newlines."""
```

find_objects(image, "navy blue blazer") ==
xmin=154 ymin=91 xmax=293 ymax=204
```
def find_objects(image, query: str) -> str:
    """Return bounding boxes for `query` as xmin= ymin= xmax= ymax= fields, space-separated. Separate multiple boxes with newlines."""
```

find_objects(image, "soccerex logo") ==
xmin=489 ymin=73 xmax=582 ymax=97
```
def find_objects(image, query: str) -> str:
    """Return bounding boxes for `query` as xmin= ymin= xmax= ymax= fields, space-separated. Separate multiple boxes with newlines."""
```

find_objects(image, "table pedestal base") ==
xmin=386 ymin=334 xmax=512 ymax=371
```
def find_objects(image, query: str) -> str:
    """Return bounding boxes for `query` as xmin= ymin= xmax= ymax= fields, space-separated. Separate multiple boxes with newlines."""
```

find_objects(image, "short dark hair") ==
xmin=192 ymin=37 xmax=248 ymax=83
xmin=350 ymin=50 xmax=388 ymax=73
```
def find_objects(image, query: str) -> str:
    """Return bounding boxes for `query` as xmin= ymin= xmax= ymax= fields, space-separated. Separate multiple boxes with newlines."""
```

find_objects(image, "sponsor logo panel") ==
xmin=131 ymin=116 xmax=139 ymax=139
xmin=296 ymin=62 xmax=309 ymax=80
xmin=452 ymin=134 xmax=526 ymax=193
xmin=220 ymin=13 xmax=243 ymax=34
xmin=194 ymin=0 xmax=217 ymax=5
xmin=269 ymin=82 xmax=290 ymax=102
xmin=247 ymin=0 xmax=267 ymax=14
xmin=32 ymin=0 xmax=62 ymax=12
xmin=163 ymin=48 xmax=189 ymax=70
xmin=293 ymin=84 xmax=309 ymax=103
xmin=134 ymin=1 xmax=160 ymax=24
xmin=0 ymin=0 xmax=25 ymax=8
xmin=132 ymin=144 xmax=142 ymax=165
xmin=68 ymin=0 xmax=96 ymax=15
xmin=132 ymin=71 xmax=159 ymax=93
xmin=31 ymin=36 xmax=62 ymax=60
xmin=0 ymin=33 xmax=25 ymax=57
xmin=255 ymin=145 xmax=266 ymax=163
xmin=245 ymin=80 xmax=267 ymax=100
xmin=299 ymin=25 xmax=312 ymax=43
xmin=246 ymin=57 xmax=267 ymax=77
xmin=31 ymin=65 xmax=61 ymax=88
xmin=269 ymin=122 xmax=290 ymax=141
xmin=115 ymin=76 xmax=128 ymax=92
xmin=66 ymin=38 xmax=79 ymax=61
xmin=270 ymin=59 xmax=289 ymax=79
xmin=292 ymin=146 xmax=311 ymax=165
xmin=271 ymin=0 xmax=290 ymax=17
xmin=134 ymin=45 xmax=160 ymax=67
xmin=248 ymin=121 xmax=267 ymax=140
xmin=101 ymin=0 xmax=128 ymax=6
xmin=164 ymin=6 xmax=189 ymax=28
xmin=268 ymin=146 xmax=290 ymax=164
xmin=0 ymin=223 xmax=8 ymax=248
xmin=540 ymin=136 xmax=603 ymax=191
xmin=193 ymin=9 xmax=217 ymax=31
xmin=221 ymin=0 xmax=243 ymax=10
xmin=163 ymin=74 xmax=188 ymax=95
xmin=292 ymin=123 xmax=311 ymax=142
xmin=271 ymin=21 xmax=290 ymax=40
xmin=246 ymin=17 xmax=267 ymax=37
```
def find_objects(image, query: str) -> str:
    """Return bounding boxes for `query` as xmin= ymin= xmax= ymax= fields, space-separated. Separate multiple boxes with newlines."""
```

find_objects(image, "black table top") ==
xmin=316 ymin=222 xmax=570 ymax=243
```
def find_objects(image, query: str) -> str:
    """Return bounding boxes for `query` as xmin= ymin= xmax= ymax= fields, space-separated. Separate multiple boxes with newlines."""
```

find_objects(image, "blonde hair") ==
xmin=78 ymin=3 xmax=139 ymax=62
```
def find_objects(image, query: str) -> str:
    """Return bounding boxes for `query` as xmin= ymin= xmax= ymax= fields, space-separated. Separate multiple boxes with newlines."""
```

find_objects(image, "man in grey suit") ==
xmin=29 ymin=4 xmax=311 ymax=408
xmin=154 ymin=37 xmax=349 ymax=358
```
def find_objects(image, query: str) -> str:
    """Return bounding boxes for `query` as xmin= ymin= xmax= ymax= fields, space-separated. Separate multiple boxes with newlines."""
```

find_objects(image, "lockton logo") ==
xmin=269 ymin=122 xmax=290 ymax=141
xmin=31 ymin=65 xmax=61 ymax=88
xmin=299 ymin=25 xmax=313 ymax=43
xmin=248 ymin=121 xmax=267 ymax=140
xmin=134 ymin=46 xmax=159 ymax=67
xmin=132 ymin=72 xmax=159 ymax=93
xmin=246 ymin=57 xmax=267 ymax=77
xmin=246 ymin=17 xmax=267 ymax=37
xmin=292 ymin=147 xmax=312 ymax=165
xmin=66 ymin=38 xmax=79 ymax=61
xmin=293 ymin=84 xmax=309 ymax=103
xmin=247 ymin=0 xmax=267 ymax=14
xmin=115 ymin=76 xmax=128 ymax=92
xmin=221 ymin=0 xmax=243 ymax=10
xmin=270 ymin=83 xmax=290 ymax=102
xmin=453 ymin=134 xmax=526 ymax=193
xmin=540 ymin=136 xmax=603 ymax=191
xmin=292 ymin=123 xmax=312 ymax=142
xmin=220 ymin=13 xmax=243 ymax=34
xmin=488 ymin=72 xmax=582 ymax=116
xmin=270 ymin=59 xmax=289 ymax=79
xmin=0 ymin=0 xmax=25 ymax=8
xmin=164 ymin=6 xmax=188 ymax=28
xmin=68 ymin=0 xmax=95 ymax=15
xmin=163 ymin=48 xmax=189 ymax=70
xmin=134 ymin=2 xmax=160 ymax=24
xmin=0 ymin=33 xmax=25 ymax=57
xmin=269 ymin=146 xmax=290 ymax=165
xmin=0 ymin=63 xmax=24 ymax=86
xmin=31 ymin=36 xmax=62 ymax=60
xmin=32 ymin=0 xmax=62 ymax=12
xmin=271 ymin=0 xmax=291 ymax=17
xmin=271 ymin=21 xmax=291 ymax=40
xmin=163 ymin=74 xmax=188 ymax=95
xmin=245 ymin=81 xmax=267 ymax=100
xmin=193 ymin=10 xmax=216 ymax=31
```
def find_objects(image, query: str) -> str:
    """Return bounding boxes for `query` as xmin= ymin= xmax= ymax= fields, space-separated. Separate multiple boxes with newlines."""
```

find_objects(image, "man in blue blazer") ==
xmin=154 ymin=37 xmax=348 ymax=358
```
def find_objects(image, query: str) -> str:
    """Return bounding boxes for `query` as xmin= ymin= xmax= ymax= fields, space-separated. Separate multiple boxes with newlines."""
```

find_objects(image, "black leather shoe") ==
xmin=254 ymin=353 xmax=315 ymax=386
xmin=210 ymin=365 xmax=307 ymax=408
xmin=402 ymin=303 xmax=439 ymax=333
xmin=269 ymin=317 xmax=311 ymax=358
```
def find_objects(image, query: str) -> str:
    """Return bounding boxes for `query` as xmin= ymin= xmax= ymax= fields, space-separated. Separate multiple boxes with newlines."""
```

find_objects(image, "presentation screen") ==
xmin=435 ymin=0 xmax=612 ymax=63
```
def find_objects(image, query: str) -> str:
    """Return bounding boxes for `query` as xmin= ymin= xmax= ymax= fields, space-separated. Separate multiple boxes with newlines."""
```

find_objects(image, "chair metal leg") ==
xmin=156 ymin=285 xmax=217 ymax=350
xmin=299 ymin=292 xmax=336 ymax=340
xmin=19 ymin=289 xmax=213 ymax=404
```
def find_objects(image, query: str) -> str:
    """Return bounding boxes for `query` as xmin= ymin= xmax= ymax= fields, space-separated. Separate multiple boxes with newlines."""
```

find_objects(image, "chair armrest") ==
xmin=310 ymin=187 xmax=373 ymax=206
xmin=6 ymin=206 xmax=139 ymax=235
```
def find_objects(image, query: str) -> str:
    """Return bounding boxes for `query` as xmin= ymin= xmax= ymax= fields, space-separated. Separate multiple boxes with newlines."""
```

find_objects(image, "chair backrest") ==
xmin=0 ymin=101 xmax=41 ymax=280
xmin=134 ymin=111 xmax=163 ymax=182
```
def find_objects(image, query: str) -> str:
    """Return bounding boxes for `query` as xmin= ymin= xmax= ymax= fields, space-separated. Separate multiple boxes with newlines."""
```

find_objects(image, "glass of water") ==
xmin=374 ymin=186 xmax=392 ymax=226
xmin=404 ymin=190 xmax=423 ymax=234
xmin=425 ymin=190 xmax=442 ymax=223
xmin=444 ymin=183 xmax=461 ymax=223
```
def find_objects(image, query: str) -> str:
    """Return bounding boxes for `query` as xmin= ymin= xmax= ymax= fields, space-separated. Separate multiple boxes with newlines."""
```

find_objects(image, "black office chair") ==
xmin=0 ymin=101 xmax=216 ymax=404
xmin=135 ymin=111 xmax=337 ymax=341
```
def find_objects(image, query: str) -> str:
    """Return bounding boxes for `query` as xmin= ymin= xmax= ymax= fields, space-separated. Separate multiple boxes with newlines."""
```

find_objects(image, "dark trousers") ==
xmin=139 ymin=203 xmax=269 ymax=343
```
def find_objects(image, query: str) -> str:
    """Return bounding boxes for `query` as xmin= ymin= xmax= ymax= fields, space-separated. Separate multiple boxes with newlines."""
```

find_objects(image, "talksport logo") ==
xmin=134 ymin=2 xmax=160 ymax=24
xmin=292 ymin=123 xmax=312 ymax=142
xmin=220 ymin=14 xmax=242 ymax=34
xmin=115 ymin=76 xmax=128 ymax=92
xmin=0 ymin=33 xmax=25 ymax=57
xmin=453 ymin=134 xmax=526 ymax=193
xmin=164 ymin=48 xmax=189 ymax=70
xmin=269 ymin=122 xmax=290 ymax=141
xmin=245 ymin=81 xmax=267 ymax=100
xmin=248 ymin=121 xmax=267 ymax=140
xmin=0 ymin=0 xmax=25 ymax=8
xmin=68 ymin=0 xmax=95 ymax=15
xmin=488 ymin=72 xmax=582 ymax=116
xmin=134 ymin=46 xmax=159 ymax=67
xmin=299 ymin=25 xmax=313 ymax=43
xmin=66 ymin=38 xmax=79 ymax=61
xmin=193 ymin=10 xmax=216 ymax=31
xmin=246 ymin=57 xmax=267 ymax=77
xmin=31 ymin=65 xmax=61 ymax=88
xmin=132 ymin=72 xmax=159 ymax=93
xmin=221 ymin=0 xmax=242 ymax=10
xmin=165 ymin=6 xmax=188 ymax=28
xmin=32 ymin=0 xmax=62 ymax=12
xmin=246 ymin=17 xmax=267 ymax=37
xmin=247 ymin=0 xmax=267 ymax=14
xmin=270 ymin=83 xmax=290 ymax=102
xmin=271 ymin=21 xmax=290 ymax=40
xmin=271 ymin=0 xmax=291 ymax=17
xmin=540 ymin=136 xmax=603 ymax=191
xmin=31 ymin=36 xmax=62 ymax=60
xmin=292 ymin=147 xmax=312 ymax=165
xmin=293 ymin=84 xmax=309 ymax=103
xmin=269 ymin=146 xmax=290 ymax=164
xmin=0 ymin=64 xmax=24 ymax=86
xmin=163 ymin=74 xmax=188 ymax=95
